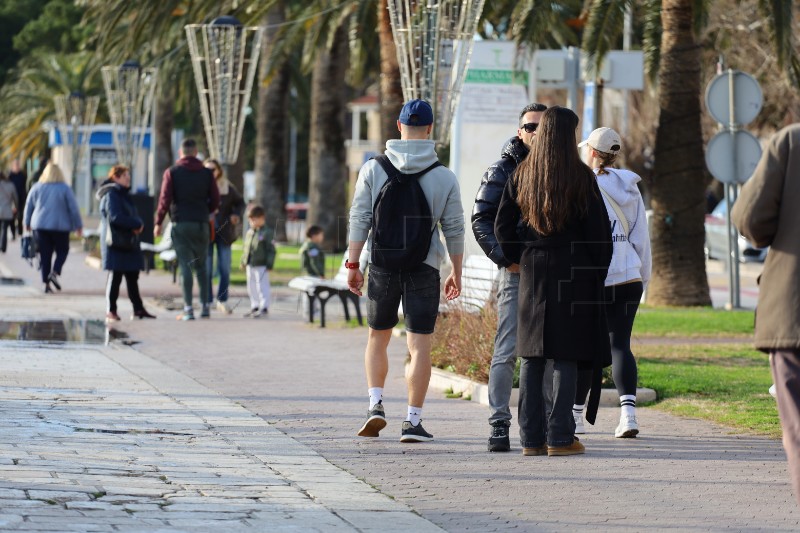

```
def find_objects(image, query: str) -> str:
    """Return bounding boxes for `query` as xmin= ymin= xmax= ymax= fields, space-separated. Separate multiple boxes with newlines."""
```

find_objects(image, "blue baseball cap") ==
xmin=398 ymin=99 xmax=434 ymax=126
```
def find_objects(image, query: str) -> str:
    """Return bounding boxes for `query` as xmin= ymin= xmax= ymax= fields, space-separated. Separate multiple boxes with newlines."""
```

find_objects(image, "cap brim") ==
xmin=577 ymin=140 xmax=589 ymax=148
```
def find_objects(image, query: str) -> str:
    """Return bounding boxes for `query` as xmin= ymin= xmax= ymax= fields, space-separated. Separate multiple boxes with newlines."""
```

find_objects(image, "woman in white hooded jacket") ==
xmin=573 ymin=127 xmax=652 ymax=438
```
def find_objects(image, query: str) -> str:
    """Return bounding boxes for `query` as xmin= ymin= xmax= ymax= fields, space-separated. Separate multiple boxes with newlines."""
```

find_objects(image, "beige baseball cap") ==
xmin=578 ymin=127 xmax=622 ymax=154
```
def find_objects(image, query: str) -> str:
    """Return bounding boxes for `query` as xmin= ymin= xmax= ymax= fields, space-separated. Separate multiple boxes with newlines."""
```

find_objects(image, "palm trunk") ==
xmin=254 ymin=5 xmax=289 ymax=241
xmin=378 ymin=0 xmax=403 ymax=143
xmin=152 ymin=89 xmax=174 ymax=199
xmin=308 ymin=23 xmax=349 ymax=252
xmin=647 ymin=0 xmax=711 ymax=306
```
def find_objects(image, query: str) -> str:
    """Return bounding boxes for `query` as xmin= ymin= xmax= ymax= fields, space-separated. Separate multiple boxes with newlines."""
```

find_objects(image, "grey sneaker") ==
xmin=488 ymin=421 xmax=511 ymax=452
xmin=357 ymin=401 xmax=386 ymax=437
xmin=400 ymin=420 xmax=433 ymax=443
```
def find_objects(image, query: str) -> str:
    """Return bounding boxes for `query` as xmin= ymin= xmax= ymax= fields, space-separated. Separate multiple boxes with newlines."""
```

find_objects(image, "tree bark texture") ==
xmin=648 ymin=0 xmax=711 ymax=306
xmin=152 ymin=89 xmax=174 ymax=202
xmin=378 ymin=0 xmax=403 ymax=144
xmin=254 ymin=6 xmax=289 ymax=241
xmin=308 ymin=23 xmax=349 ymax=252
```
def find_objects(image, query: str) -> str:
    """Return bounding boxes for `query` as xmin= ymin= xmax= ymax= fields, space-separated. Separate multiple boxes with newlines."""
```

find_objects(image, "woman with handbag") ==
xmin=495 ymin=107 xmax=613 ymax=456
xmin=203 ymin=159 xmax=244 ymax=314
xmin=572 ymin=127 xmax=652 ymax=438
xmin=23 ymin=163 xmax=82 ymax=293
xmin=97 ymin=165 xmax=155 ymax=322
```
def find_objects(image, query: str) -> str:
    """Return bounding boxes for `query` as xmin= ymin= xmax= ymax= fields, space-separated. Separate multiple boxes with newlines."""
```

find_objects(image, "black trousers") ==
xmin=34 ymin=230 xmax=70 ymax=283
xmin=0 ymin=219 xmax=11 ymax=252
xmin=12 ymin=210 xmax=23 ymax=238
xmin=106 ymin=271 xmax=144 ymax=314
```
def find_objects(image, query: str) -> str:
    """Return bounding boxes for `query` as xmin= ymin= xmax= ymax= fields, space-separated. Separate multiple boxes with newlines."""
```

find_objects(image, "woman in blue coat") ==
xmin=97 ymin=165 xmax=155 ymax=322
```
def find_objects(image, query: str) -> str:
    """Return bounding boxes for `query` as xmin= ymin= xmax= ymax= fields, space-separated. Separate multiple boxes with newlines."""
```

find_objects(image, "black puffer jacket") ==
xmin=471 ymin=136 xmax=529 ymax=267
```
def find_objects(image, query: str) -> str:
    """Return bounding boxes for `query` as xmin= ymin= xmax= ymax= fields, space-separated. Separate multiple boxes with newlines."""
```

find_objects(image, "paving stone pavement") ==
xmin=1 ymin=242 xmax=798 ymax=531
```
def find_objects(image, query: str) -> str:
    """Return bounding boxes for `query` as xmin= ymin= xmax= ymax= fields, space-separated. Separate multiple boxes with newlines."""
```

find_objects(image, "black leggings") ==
xmin=106 ymin=271 xmax=144 ymax=314
xmin=35 ymin=230 xmax=70 ymax=283
xmin=576 ymin=281 xmax=643 ymax=401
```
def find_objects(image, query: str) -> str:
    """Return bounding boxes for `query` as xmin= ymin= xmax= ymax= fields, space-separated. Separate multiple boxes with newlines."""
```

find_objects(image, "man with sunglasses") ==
xmin=472 ymin=102 xmax=547 ymax=452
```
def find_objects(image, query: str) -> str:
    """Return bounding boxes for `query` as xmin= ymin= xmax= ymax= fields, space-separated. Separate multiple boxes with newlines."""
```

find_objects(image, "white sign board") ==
xmin=451 ymin=41 xmax=529 ymax=257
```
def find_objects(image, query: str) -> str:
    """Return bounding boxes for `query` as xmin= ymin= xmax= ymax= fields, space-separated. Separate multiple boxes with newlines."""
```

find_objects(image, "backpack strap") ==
xmin=371 ymin=155 xmax=442 ymax=181
xmin=598 ymin=184 xmax=629 ymax=236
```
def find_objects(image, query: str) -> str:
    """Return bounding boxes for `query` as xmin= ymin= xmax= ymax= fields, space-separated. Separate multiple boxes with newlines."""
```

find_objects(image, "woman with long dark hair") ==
xmin=97 ymin=165 xmax=155 ymax=322
xmin=495 ymin=106 xmax=613 ymax=456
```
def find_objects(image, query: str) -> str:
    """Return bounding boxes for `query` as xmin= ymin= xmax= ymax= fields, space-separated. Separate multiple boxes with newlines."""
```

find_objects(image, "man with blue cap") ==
xmin=347 ymin=99 xmax=465 ymax=443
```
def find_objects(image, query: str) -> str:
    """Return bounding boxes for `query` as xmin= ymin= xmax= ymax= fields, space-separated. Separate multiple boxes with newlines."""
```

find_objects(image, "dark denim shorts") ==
xmin=367 ymin=264 xmax=441 ymax=334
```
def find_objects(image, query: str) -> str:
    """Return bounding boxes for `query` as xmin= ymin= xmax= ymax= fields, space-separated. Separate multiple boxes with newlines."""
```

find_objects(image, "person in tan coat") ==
xmin=732 ymin=123 xmax=800 ymax=507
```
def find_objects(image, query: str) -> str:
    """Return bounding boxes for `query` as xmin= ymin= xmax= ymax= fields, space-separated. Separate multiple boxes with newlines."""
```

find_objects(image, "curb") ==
xmin=419 ymin=366 xmax=657 ymax=407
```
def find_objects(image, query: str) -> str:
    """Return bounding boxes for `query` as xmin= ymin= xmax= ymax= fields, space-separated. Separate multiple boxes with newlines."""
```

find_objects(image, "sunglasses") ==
xmin=521 ymin=122 xmax=539 ymax=133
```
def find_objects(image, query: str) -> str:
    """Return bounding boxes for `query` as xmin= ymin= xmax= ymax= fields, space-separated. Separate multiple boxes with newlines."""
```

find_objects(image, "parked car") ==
xmin=705 ymin=200 xmax=768 ymax=262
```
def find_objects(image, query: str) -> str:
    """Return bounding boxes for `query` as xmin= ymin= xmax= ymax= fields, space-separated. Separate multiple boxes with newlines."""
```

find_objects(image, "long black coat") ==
xmin=495 ymin=178 xmax=613 ymax=364
xmin=97 ymin=181 xmax=144 ymax=272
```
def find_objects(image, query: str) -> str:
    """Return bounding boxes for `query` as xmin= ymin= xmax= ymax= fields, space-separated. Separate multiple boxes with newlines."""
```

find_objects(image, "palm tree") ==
xmin=0 ymin=52 xmax=102 ymax=163
xmin=578 ymin=0 xmax=798 ymax=306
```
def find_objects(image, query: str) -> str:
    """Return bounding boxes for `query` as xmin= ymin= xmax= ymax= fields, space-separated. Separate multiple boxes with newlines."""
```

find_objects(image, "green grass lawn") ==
xmin=632 ymin=306 xmax=755 ymax=338
xmin=636 ymin=343 xmax=779 ymax=437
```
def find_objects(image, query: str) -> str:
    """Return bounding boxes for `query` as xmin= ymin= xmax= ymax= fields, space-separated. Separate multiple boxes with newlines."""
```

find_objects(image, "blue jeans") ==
xmin=489 ymin=268 xmax=554 ymax=425
xmin=206 ymin=240 xmax=232 ymax=303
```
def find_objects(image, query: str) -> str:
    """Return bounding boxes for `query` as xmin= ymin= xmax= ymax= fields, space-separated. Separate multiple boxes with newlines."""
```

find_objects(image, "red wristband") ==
xmin=344 ymin=260 xmax=360 ymax=269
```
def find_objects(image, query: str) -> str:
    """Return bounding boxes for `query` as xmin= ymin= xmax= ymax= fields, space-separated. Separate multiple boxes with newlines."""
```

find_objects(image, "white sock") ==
xmin=572 ymin=404 xmax=585 ymax=417
xmin=406 ymin=405 xmax=422 ymax=426
xmin=184 ymin=305 xmax=193 ymax=312
xmin=620 ymin=395 xmax=636 ymax=418
xmin=368 ymin=387 xmax=383 ymax=408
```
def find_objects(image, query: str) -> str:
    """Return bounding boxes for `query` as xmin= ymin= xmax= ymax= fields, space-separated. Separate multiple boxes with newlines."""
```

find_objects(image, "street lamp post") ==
xmin=185 ymin=16 xmax=263 ymax=172
xmin=102 ymin=61 xmax=158 ymax=192
xmin=54 ymin=92 xmax=99 ymax=213
xmin=387 ymin=0 xmax=486 ymax=145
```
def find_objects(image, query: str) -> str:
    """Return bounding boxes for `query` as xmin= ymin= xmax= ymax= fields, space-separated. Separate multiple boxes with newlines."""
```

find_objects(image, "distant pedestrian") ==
xmin=97 ymin=165 xmax=156 ymax=323
xmin=239 ymin=205 xmax=275 ymax=318
xmin=23 ymin=163 xmax=83 ymax=293
xmin=573 ymin=127 xmax=652 ymax=438
xmin=26 ymin=156 xmax=48 ymax=194
xmin=472 ymin=102 xmax=547 ymax=452
xmin=732 ymin=123 xmax=800 ymax=507
xmin=0 ymin=172 xmax=18 ymax=253
xmin=495 ymin=106 xmax=612 ymax=457
xmin=204 ymin=158 xmax=245 ymax=314
xmin=300 ymin=225 xmax=325 ymax=278
xmin=154 ymin=139 xmax=220 ymax=321
xmin=348 ymin=99 xmax=465 ymax=443
xmin=8 ymin=160 xmax=26 ymax=239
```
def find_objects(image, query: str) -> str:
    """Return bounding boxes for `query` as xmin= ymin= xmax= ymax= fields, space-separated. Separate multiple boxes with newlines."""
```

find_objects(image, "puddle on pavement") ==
xmin=0 ymin=319 xmax=129 ymax=345
xmin=0 ymin=277 xmax=25 ymax=286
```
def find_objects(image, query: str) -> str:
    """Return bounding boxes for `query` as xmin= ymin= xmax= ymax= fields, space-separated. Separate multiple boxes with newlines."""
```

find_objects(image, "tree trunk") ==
xmin=647 ymin=0 xmax=711 ymax=306
xmin=308 ymin=23 xmax=349 ymax=252
xmin=152 ymin=89 xmax=174 ymax=200
xmin=378 ymin=0 xmax=403 ymax=143
xmin=254 ymin=5 xmax=289 ymax=242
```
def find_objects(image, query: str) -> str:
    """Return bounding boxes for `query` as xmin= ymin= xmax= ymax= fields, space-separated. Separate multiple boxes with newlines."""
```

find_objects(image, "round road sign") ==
xmin=705 ymin=70 xmax=762 ymax=126
xmin=705 ymin=129 xmax=762 ymax=184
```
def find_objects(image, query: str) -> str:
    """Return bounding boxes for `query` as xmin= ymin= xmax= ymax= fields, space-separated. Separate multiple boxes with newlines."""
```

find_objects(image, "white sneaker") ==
xmin=215 ymin=301 xmax=232 ymax=314
xmin=615 ymin=415 xmax=639 ymax=438
xmin=769 ymin=384 xmax=777 ymax=398
xmin=574 ymin=413 xmax=585 ymax=434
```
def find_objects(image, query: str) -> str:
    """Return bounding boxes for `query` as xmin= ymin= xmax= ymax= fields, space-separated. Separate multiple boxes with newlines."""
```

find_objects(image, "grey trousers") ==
xmin=488 ymin=268 xmax=553 ymax=425
xmin=172 ymin=221 xmax=210 ymax=308
xmin=770 ymin=350 xmax=800 ymax=507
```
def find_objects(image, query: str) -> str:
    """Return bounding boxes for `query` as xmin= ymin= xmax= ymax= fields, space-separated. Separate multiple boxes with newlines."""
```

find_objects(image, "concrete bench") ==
xmin=288 ymin=249 xmax=368 ymax=328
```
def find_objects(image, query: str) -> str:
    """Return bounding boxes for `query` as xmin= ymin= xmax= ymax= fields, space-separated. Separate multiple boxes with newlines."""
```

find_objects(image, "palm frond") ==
xmin=581 ymin=0 xmax=631 ymax=79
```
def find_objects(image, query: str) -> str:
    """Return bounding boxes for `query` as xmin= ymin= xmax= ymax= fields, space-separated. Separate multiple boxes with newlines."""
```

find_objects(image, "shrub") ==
xmin=431 ymin=303 xmax=498 ymax=384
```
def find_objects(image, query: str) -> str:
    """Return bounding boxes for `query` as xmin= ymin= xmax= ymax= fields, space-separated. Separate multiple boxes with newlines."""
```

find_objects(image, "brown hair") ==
xmin=108 ymin=165 xmax=129 ymax=180
xmin=594 ymin=150 xmax=618 ymax=176
xmin=513 ymin=106 xmax=597 ymax=236
xmin=205 ymin=158 xmax=223 ymax=176
xmin=248 ymin=205 xmax=265 ymax=219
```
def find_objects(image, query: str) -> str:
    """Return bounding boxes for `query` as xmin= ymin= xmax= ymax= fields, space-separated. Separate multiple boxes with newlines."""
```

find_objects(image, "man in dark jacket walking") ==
xmin=8 ymin=160 xmax=26 ymax=239
xmin=154 ymin=139 xmax=220 ymax=320
xmin=472 ymin=102 xmax=546 ymax=452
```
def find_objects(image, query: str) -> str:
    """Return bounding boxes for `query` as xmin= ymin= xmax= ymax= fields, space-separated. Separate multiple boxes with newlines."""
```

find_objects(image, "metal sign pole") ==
xmin=726 ymin=69 xmax=741 ymax=308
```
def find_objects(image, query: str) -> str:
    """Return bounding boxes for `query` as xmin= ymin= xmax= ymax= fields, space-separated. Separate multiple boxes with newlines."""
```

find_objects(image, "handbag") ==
xmin=21 ymin=234 xmax=37 ymax=260
xmin=106 ymin=223 xmax=139 ymax=252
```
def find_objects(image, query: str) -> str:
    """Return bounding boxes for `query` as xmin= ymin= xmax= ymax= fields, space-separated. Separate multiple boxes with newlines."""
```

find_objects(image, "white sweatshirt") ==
xmin=595 ymin=167 xmax=652 ymax=289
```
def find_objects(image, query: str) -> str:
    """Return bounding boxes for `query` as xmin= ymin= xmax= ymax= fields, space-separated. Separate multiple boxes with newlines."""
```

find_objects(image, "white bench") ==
xmin=140 ymin=222 xmax=178 ymax=281
xmin=288 ymin=248 xmax=368 ymax=328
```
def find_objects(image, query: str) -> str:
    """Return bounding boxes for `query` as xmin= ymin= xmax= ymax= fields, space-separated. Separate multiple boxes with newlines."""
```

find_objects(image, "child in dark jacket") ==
xmin=240 ymin=205 xmax=276 ymax=318
xmin=299 ymin=225 xmax=325 ymax=278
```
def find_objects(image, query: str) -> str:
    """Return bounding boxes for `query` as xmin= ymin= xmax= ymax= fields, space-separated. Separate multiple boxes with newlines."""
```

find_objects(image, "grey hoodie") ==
xmin=595 ymin=167 xmax=652 ymax=289
xmin=349 ymin=139 xmax=465 ymax=271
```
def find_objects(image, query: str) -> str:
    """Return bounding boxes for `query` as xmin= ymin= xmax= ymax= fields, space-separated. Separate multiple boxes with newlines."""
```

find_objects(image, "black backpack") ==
xmin=370 ymin=155 xmax=442 ymax=270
